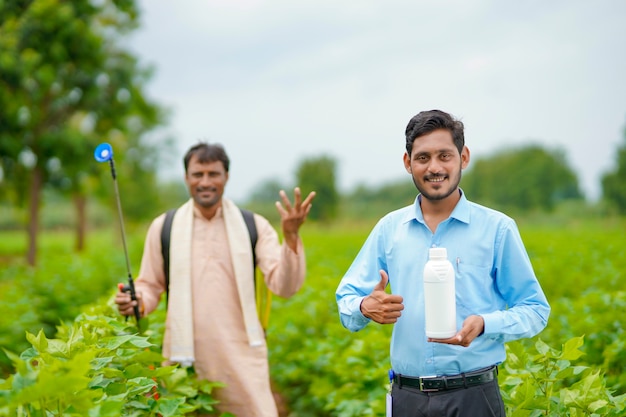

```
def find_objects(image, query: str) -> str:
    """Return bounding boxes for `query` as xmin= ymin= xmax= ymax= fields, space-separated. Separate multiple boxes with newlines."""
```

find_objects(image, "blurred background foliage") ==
xmin=0 ymin=0 xmax=171 ymax=266
xmin=1 ymin=0 xmax=626 ymax=265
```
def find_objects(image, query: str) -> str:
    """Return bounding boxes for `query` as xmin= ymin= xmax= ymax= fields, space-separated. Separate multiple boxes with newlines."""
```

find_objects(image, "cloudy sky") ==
xmin=129 ymin=0 xmax=626 ymax=203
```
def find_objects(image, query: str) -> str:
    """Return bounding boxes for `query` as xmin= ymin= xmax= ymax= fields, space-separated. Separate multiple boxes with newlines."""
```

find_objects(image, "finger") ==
xmin=381 ymin=307 xmax=403 ymax=323
xmin=381 ymin=317 xmax=400 ymax=324
xmin=301 ymin=191 xmax=316 ymax=208
xmin=381 ymin=302 xmax=404 ymax=314
xmin=114 ymin=292 xmax=131 ymax=304
xmin=292 ymin=187 xmax=302 ymax=207
xmin=279 ymin=189 xmax=292 ymax=211
xmin=275 ymin=200 xmax=285 ymax=215
xmin=117 ymin=301 xmax=132 ymax=314
xmin=428 ymin=336 xmax=454 ymax=344
xmin=122 ymin=306 xmax=136 ymax=316
xmin=386 ymin=295 xmax=404 ymax=306
xmin=374 ymin=270 xmax=389 ymax=291
xmin=428 ymin=333 xmax=464 ymax=345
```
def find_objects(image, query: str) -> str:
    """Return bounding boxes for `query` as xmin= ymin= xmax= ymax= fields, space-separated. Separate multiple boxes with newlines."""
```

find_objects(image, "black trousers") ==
xmin=390 ymin=378 xmax=505 ymax=417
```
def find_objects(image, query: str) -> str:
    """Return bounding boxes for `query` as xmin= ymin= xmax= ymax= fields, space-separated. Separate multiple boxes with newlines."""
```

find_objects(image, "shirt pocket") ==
xmin=454 ymin=261 xmax=496 ymax=316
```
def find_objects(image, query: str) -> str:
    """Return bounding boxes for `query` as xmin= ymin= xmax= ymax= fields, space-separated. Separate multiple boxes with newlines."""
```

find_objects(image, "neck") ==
xmin=419 ymin=189 xmax=461 ymax=232
xmin=195 ymin=200 xmax=222 ymax=220
xmin=422 ymin=189 xmax=460 ymax=212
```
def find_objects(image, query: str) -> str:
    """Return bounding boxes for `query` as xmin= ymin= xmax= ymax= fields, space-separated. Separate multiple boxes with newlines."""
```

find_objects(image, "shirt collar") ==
xmin=405 ymin=189 xmax=470 ymax=225
xmin=192 ymin=204 xmax=223 ymax=220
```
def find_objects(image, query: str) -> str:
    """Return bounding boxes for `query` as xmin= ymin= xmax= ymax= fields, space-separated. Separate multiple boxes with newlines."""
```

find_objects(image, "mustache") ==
xmin=196 ymin=186 xmax=217 ymax=192
xmin=424 ymin=174 xmax=447 ymax=180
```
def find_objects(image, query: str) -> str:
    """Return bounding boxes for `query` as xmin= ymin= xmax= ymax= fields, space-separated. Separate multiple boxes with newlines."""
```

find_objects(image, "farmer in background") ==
xmin=336 ymin=109 xmax=550 ymax=416
xmin=115 ymin=142 xmax=316 ymax=417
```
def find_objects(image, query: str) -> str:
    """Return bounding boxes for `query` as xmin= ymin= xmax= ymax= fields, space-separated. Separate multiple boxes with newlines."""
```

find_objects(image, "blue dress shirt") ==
xmin=336 ymin=191 xmax=550 ymax=377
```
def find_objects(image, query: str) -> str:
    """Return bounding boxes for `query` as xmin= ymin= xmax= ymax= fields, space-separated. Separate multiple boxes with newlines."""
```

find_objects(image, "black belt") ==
xmin=392 ymin=366 xmax=497 ymax=392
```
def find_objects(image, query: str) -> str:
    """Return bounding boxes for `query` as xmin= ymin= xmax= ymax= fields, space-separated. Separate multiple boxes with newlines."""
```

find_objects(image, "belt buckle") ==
xmin=418 ymin=376 xmax=439 ymax=392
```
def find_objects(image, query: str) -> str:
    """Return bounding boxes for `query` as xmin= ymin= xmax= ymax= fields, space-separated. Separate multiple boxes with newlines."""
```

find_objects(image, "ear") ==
xmin=461 ymin=146 xmax=470 ymax=170
xmin=403 ymin=152 xmax=412 ymax=173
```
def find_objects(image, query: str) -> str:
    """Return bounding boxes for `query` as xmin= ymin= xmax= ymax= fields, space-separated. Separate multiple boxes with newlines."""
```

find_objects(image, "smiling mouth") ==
xmin=197 ymin=187 xmax=216 ymax=193
xmin=426 ymin=176 xmax=446 ymax=183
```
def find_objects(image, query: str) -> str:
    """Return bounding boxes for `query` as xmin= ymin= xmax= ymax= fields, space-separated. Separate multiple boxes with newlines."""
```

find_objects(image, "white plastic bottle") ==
xmin=423 ymin=247 xmax=457 ymax=338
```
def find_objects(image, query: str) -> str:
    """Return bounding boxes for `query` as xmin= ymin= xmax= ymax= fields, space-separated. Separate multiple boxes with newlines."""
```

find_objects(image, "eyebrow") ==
xmin=414 ymin=148 xmax=455 ymax=156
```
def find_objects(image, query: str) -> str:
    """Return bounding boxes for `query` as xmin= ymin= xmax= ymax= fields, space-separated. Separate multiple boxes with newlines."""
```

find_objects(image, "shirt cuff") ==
xmin=340 ymin=296 xmax=371 ymax=331
xmin=480 ymin=311 xmax=503 ymax=336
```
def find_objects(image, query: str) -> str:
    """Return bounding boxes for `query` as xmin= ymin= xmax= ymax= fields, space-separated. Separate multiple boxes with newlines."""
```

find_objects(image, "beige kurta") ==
xmin=135 ymin=204 xmax=306 ymax=417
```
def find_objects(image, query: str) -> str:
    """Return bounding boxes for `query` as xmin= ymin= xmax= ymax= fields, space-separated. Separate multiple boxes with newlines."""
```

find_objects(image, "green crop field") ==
xmin=266 ymin=218 xmax=626 ymax=416
xmin=1 ymin=216 xmax=625 ymax=416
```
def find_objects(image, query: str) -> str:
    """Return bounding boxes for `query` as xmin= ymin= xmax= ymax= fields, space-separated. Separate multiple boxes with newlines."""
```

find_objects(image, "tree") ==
xmin=0 ymin=0 xmax=166 ymax=264
xmin=344 ymin=179 xmax=416 ymax=219
xmin=248 ymin=178 xmax=288 ymax=204
xmin=241 ymin=178 xmax=288 ymax=222
xmin=461 ymin=144 xmax=583 ymax=212
xmin=295 ymin=155 xmax=339 ymax=222
xmin=601 ymin=123 xmax=626 ymax=214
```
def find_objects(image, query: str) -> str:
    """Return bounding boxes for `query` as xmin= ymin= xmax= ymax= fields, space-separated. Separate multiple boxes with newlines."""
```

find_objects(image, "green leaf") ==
xmin=126 ymin=376 xmax=157 ymax=397
xmin=559 ymin=336 xmax=585 ymax=361
xmin=91 ymin=356 xmax=114 ymax=370
xmin=123 ymin=362 xmax=153 ymax=379
xmin=87 ymin=399 xmax=124 ymax=417
xmin=25 ymin=329 xmax=48 ymax=352
xmin=46 ymin=338 xmax=71 ymax=358
xmin=98 ymin=335 xmax=135 ymax=350
xmin=156 ymin=397 xmax=186 ymax=417
xmin=534 ymin=338 xmax=551 ymax=356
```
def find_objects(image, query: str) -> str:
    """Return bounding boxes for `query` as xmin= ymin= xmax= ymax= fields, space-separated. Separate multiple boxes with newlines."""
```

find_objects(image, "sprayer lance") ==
xmin=94 ymin=143 xmax=141 ymax=325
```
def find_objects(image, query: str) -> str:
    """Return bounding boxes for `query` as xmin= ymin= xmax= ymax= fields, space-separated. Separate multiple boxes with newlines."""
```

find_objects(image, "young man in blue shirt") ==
xmin=335 ymin=109 xmax=550 ymax=416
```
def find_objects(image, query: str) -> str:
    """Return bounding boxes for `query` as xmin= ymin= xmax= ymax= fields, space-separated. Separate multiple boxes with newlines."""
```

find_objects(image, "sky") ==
xmin=128 ymin=0 xmax=626 ymax=203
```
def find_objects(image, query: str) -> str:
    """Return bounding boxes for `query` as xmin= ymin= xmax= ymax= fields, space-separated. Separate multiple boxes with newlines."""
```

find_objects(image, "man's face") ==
xmin=403 ymin=128 xmax=469 ymax=201
xmin=185 ymin=154 xmax=229 ymax=209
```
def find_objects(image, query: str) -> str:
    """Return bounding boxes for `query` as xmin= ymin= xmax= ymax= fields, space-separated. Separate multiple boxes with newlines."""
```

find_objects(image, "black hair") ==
xmin=405 ymin=110 xmax=465 ymax=155
xmin=183 ymin=142 xmax=230 ymax=173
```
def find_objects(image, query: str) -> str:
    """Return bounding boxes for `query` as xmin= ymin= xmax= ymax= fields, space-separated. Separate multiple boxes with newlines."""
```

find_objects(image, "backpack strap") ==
xmin=240 ymin=208 xmax=258 ymax=268
xmin=161 ymin=207 xmax=258 ymax=303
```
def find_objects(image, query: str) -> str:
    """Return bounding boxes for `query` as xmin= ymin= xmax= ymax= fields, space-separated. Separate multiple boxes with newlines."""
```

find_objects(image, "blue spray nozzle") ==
xmin=94 ymin=143 xmax=113 ymax=163
xmin=388 ymin=369 xmax=395 ymax=383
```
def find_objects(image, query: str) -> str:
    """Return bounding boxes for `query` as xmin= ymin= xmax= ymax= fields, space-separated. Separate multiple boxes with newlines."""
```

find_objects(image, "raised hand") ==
xmin=275 ymin=187 xmax=316 ymax=252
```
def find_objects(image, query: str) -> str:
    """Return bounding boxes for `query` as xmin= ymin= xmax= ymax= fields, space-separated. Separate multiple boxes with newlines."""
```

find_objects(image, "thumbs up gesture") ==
xmin=360 ymin=270 xmax=404 ymax=324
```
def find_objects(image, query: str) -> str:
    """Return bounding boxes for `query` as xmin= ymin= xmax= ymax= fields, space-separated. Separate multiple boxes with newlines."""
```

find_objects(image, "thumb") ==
xmin=374 ymin=270 xmax=389 ymax=292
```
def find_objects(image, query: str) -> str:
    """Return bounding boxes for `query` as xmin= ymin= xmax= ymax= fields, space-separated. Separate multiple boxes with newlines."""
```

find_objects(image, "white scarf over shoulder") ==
xmin=167 ymin=198 xmax=264 ymax=367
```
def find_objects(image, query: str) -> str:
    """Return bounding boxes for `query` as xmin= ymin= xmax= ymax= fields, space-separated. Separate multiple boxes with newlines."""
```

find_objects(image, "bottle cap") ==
xmin=429 ymin=247 xmax=447 ymax=259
